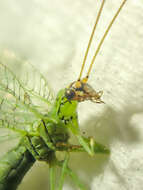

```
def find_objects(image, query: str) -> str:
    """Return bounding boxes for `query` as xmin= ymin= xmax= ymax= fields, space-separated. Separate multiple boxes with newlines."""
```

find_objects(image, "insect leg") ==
xmin=68 ymin=119 xmax=95 ymax=155
xmin=49 ymin=164 xmax=56 ymax=190
xmin=56 ymin=135 xmax=109 ymax=155
xmin=23 ymin=135 xmax=55 ymax=161
xmin=77 ymin=135 xmax=95 ymax=156
xmin=55 ymin=140 xmax=109 ymax=154
xmin=58 ymin=153 xmax=69 ymax=190
xmin=57 ymin=158 xmax=87 ymax=190
xmin=78 ymin=136 xmax=110 ymax=154
xmin=48 ymin=152 xmax=59 ymax=190
xmin=23 ymin=135 xmax=41 ymax=160
xmin=37 ymin=120 xmax=56 ymax=151
xmin=69 ymin=120 xmax=109 ymax=155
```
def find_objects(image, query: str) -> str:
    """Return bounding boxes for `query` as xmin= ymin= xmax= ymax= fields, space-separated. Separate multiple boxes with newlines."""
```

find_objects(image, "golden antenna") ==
xmin=78 ymin=0 xmax=105 ymax=81
xmin=85 ymin=0 xmax=127 ymax=80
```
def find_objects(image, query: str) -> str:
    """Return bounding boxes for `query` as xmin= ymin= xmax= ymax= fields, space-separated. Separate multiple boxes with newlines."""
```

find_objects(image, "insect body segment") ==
xmin=0 ymin=143 xmax=35 ymax=190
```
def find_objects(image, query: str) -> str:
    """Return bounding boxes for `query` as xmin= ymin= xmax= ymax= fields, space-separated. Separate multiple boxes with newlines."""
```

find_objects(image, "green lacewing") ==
xmin=0 ymin=1 xmax=127 ymax=190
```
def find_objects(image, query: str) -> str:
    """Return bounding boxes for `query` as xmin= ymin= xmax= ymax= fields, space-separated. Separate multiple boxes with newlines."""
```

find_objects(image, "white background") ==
xmin=0 ymin=0 xmax=143 ymax=190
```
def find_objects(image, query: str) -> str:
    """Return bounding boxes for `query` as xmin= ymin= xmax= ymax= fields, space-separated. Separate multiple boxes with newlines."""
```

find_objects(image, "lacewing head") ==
xmin=65 ymin=79 xmax=104 ymax=103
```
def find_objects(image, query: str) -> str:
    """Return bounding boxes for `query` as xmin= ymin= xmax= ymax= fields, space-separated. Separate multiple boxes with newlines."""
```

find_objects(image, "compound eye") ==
xmin=65 ymin=89 xmax=75 ymax=100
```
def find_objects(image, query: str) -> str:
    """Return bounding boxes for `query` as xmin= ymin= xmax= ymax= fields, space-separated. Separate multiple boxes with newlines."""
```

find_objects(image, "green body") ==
xmin=0 ymin=143 xmax=35 ymax=190
xmin=0 ymin=58 xmax=109 ymax=190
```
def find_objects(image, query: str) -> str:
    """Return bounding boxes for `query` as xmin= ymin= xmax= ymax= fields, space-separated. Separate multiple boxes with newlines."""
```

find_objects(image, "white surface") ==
xmin=0 ymin=0 xmax=143 ymax=190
